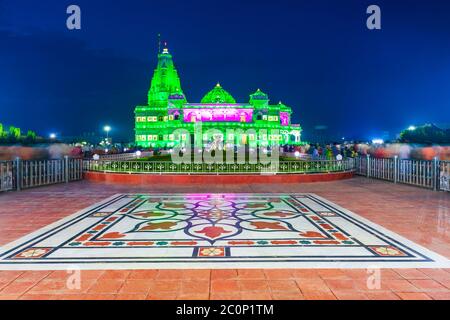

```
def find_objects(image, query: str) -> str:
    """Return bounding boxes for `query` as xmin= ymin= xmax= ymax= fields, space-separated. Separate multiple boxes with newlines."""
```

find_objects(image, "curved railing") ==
xmin=82 ymin=158 xmax=356 ymax=175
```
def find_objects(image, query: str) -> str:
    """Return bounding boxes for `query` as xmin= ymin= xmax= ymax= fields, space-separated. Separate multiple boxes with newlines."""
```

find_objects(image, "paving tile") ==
xmin=87 ymin=280 xmax=124 ymax=294
xmin=211 ymin=280 xmax=239 ymax=292
xmin=263 ymin=269 xmax=293 ymax=280
xmin=14 ymin=271 xmax=51 ymax=282
xmin=395 ymin=269 xmax=429 ymax=280
xmin=408 ymin=279 xmax=448 ymax=292
xmin=296 ymin=278 xmax=330 ymax=293
xmin=419 ymin=269 xmax=450 ymax=280
xmin=115 ymin=294 xmax=147 ymax=300
xmin=303 ymin=291 xmax=337 ymax=300
xmin=291 ymin=269 xmax=320 ymax=279
xmin=98 ymin=270 xmax=130 ymax=281
xmin=211 ymin=270 xmax=238 ymax=280
xmin=324 ymin=279 xmax=356 ymax=291
xmin=177 ymin=293 xmax=210 ymax=300
xmin=268 ymin=280 xmax=300 ymax=293
xmin=156 ymin=270 xmax=184 ymax=280
xmin=316 ymin=269 xmax=350 ymax=280
xmin=210 ymin=292 xmax=242 ymax=300
xmin=396 ymin=292 xmax=432 ymax=300
xmin=271 ymin=292 xmax=305 ymax=300
xmin=332 ymin=290 xmax=369 ymax=300
xmin=241 ymin=291 xmax=273 ymax=300
xmin=384 ymin=280 xmax=419 ymax=292
xmin=127 ymin=270 xmax=158 ymax=280
xmin=181 ymin=270 xmax=210 ymax=280
xmin=238 ymin=280 xmax=269 ymax=292
xmin=0 ymin=281 xmax=36 ymax=295
xmin=427 ymin=292 xmax=450 ymax=300
xmin=119 ymin=280 xmax=153 ymax=294
xmin=146 ymin=292 xmax=178 ymax=300
xmin=237 ymin=269 xmax=265 ymax=280
xmin=149 ymin=280 xmax=181 ymax=293
xmin=0 ymin=294 xmax=21 ymax=300
xmin=180 ymin=280 xmax=210 ymax=294
xmin=364 ymin=291 xmax=401 ymax=300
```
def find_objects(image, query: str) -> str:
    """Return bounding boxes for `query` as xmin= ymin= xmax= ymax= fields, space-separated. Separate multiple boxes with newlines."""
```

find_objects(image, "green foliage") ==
xmin=399 ymin=124 xmax=450 ymax=144
xmin=0 ymin=124 xmax=45 ymax=145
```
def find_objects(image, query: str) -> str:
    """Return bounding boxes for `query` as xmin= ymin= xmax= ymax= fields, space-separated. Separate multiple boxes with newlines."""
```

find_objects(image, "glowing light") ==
xmin=92 ymin=154 xmax=100 ymax=160
xmin=104 ymin=126 xmax=111 ymax=133
xmin=294 ymin=151 xmax=300 ymax=158
xmin=49 ymin=133 xmax=57 ymax=139
xmin=372 ymin=139 xmax=384 ymax=145
xmin=135 ymin=150 xmax=142 ymax=157
xmin=408 ymin=126 xmax=416 ymax=131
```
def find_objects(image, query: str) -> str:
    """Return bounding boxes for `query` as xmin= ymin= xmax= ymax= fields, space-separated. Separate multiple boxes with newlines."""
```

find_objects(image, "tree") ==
xmin=399 ymin=124 xmax=450 ymax=145
xmin=9 ymin=126 xmax=21 ymax=139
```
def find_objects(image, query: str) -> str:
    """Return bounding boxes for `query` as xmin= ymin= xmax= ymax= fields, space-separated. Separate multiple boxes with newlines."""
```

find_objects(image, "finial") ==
xmin=216 ymin=82 xmax=221 ymax=87
xmin=157 ymin=33 xmax=161 ymax=53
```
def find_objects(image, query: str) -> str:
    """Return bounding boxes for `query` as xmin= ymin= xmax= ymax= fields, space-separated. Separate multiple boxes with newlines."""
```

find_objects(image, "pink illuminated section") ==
xmin=183 ymin=108 xmax=254 ymax=123
xmin=280 ymin=112 xmax=290 ymax=126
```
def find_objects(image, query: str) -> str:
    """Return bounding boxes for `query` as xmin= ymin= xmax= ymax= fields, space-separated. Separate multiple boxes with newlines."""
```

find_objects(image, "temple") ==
xmin=134 ymin=45 xmax=302 ymax=148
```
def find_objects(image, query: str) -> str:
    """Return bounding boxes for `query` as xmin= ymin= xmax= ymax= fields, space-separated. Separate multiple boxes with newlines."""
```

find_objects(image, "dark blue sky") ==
xmin=1 ymin=0 xmax=449 ymax=141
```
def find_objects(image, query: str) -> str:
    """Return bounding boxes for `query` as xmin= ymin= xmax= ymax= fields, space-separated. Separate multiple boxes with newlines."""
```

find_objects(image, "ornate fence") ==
xmin=82 ymin=158 xmax=356 ymax=175
xmin=0 ymin=157 xmax=83 ymax=192
xmin=98 ymin=151 xmax=153 ymax=161
xmin=356 ymin=155 xmax=449 ymax=191
xmin=0 ymin=161 xmax=14 ymax=192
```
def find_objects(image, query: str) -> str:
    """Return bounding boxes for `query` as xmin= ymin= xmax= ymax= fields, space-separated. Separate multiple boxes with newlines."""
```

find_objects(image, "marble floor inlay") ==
xmin=0 ymin=193 xmax=448 ymax=270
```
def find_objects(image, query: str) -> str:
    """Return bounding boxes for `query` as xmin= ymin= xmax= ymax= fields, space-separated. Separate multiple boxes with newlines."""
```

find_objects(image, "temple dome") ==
xmin=201 ymin=83 xmax=236 ymax=104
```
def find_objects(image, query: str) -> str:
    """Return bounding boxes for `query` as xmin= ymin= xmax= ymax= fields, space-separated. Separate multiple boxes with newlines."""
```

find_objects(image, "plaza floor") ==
xmin=0 ymin=177 xmax=449 ymax=300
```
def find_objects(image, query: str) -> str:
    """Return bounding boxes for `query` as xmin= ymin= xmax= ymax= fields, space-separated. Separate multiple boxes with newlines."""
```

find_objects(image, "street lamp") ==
xmin=104 ymin=125 xmax=111 ymax=139
xmin=49 ymin=133 xmax=57 ymax=140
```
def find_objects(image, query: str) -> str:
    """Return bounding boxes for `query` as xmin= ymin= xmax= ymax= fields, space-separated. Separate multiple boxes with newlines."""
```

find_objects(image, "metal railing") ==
xmin=356 ymin=155 xmax=449 ymax=191
xmin=0 ymin=161 xmax=14 ymax=192
xmin=82 ymin=158 xmax=356 ymax=175
xmin=0 ymin=157 xmax=83 ymax=192
xmin=98 ymin=152 xmax=153 ymax=161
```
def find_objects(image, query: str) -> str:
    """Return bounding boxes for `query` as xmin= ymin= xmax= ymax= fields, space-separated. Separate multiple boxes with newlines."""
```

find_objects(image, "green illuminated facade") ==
xmin=134 ymin=46 xmax=302 ymax=148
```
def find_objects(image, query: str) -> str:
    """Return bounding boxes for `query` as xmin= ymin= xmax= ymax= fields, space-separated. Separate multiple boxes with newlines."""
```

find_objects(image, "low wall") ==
xmin=84 ymin=171 xmax=354 ymax=185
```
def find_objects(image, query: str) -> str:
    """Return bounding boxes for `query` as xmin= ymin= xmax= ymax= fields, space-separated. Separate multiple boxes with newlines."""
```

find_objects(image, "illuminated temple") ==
xmin=134 ymin=45 xmax=302 ymax=148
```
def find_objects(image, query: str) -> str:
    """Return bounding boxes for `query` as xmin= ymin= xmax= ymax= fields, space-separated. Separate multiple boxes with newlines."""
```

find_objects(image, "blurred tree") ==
xmin=399 ymin=124 xmax=450 ymax=144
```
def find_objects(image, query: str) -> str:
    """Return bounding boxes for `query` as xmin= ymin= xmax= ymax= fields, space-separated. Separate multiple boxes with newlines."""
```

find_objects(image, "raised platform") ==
xmin=84 ymin=171 xmax=354 ymax=184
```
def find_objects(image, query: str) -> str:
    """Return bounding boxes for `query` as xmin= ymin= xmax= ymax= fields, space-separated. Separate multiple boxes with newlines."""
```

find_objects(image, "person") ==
xmin=312 ymin=146 xmax=319 ymax=160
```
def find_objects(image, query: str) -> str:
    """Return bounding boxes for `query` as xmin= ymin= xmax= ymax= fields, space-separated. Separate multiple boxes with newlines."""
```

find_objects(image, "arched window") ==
xmin=174 ymin=114 xmax=180 ymax=120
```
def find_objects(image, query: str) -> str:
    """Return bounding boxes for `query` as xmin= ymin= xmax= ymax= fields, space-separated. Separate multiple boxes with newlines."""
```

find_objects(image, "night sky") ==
xmin=1 ymin=0 xmax=449 ymax=142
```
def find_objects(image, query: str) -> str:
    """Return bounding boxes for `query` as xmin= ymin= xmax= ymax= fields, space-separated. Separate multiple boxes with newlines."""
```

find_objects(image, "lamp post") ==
xmin=104 ymin=126 xmax=111 ymax=139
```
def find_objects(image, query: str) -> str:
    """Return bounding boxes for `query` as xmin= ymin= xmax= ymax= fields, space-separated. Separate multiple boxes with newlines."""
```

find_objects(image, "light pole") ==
xmin=104 ymin=126 xmax=111 ymax=140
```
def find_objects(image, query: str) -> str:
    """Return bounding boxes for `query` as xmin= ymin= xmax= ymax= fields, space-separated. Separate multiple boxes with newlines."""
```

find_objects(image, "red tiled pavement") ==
xmin=0 ymin=177 xmax=449 ymax=300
